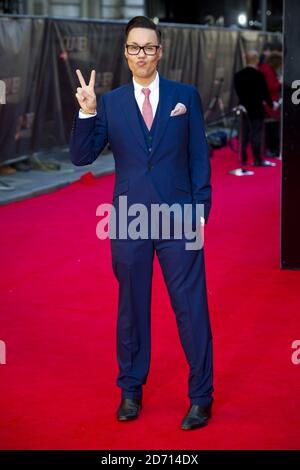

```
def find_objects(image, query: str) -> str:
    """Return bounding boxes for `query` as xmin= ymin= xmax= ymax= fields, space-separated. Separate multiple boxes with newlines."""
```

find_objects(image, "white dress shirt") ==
xmin=78 ymin=72 xmax=160 ymax=119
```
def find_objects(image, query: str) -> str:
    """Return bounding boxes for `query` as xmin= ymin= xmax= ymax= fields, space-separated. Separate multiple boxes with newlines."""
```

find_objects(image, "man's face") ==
xmin=125 ymin=27 xmax=162 ymax=80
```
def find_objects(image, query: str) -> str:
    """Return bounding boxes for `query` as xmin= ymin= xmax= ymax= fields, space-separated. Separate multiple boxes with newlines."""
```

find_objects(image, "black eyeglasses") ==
xmin=125 ymin=44 xmax=161 ymax=56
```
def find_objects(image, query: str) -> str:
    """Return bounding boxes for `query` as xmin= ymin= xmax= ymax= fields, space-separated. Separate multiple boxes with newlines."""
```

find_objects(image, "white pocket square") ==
xmin=170 ymin=102 xmax=187 ymax=117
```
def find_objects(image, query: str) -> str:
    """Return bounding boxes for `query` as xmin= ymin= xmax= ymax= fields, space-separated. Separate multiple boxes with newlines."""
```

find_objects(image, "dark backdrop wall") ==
xmin=0 ymin=16 xmax=280 ymax=164
xmin=145 ymin=0 xmax=283 ymax=31
xmin=281 ymin=0 xmax=300 ymax=268
xmin=146 ymin=0 xmax=252 ymax=25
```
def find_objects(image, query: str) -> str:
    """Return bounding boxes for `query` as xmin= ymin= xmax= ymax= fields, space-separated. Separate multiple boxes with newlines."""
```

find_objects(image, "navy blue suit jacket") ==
xmin=70 ymin=75 xmax=211 ymax=222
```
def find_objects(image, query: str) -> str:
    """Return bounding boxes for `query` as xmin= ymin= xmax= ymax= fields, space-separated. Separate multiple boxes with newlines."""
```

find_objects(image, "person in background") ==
xmin=259 ymin=51 xmax=282 ymax=157
xmin=234 ymin=50 xmax=274 ymax=166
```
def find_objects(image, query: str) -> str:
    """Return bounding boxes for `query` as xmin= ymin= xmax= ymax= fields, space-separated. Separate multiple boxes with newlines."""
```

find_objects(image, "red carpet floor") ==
xmin=1 ymin=148 xmax=300 ymax=450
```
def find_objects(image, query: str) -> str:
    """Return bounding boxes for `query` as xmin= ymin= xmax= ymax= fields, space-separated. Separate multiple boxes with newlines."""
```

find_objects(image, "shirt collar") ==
xmin=132 ymin=71 xmax=159 ymax=95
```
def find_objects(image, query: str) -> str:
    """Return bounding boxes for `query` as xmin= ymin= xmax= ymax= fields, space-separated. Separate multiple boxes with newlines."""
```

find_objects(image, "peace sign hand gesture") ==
xmin=75 ymin=69 xmax=97 ymax=114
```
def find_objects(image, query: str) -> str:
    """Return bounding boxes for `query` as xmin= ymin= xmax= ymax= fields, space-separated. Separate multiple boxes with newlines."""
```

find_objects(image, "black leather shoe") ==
xmin=117 ymin=398 xmax=142 ymax=421
xmin=181 ymin=402 xmax=213 ymax=430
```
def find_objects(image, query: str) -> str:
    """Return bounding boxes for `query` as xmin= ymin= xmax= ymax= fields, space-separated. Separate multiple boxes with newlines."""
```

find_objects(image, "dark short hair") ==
xmin=125 ymin=16 xmax=161 ymax=44
xmin=266 ymin=51 xmax=282 ymax=70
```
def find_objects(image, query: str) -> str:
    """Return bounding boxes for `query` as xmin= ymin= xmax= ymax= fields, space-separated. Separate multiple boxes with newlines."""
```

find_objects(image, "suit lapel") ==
xmin=119 ymin=76 xmax=176 ymax=157
xmin=120 ymin=83 xmax=148 ymax=154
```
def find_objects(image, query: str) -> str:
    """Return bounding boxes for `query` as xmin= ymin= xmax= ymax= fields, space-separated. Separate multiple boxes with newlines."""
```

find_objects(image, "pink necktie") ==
xmin=141 ymin=88 xmax=153 ymax=130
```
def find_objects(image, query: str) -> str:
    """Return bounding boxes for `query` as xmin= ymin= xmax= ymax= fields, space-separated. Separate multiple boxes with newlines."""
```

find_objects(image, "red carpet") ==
xmin=1 ymin=148 xmax=300 ymax=450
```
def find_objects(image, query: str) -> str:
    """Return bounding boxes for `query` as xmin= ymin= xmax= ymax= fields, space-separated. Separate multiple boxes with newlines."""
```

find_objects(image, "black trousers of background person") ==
xmin=241 ymin=115 xmax=264 ymax=164
xmin=265 ymin=119 xmax=280 ymax=156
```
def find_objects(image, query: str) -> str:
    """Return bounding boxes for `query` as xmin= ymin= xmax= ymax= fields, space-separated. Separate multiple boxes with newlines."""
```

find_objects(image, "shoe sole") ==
xmin=117 ymin=414 xmax=139 ymax=421
xmin=181 ymin=420 xmax=209 ymax=430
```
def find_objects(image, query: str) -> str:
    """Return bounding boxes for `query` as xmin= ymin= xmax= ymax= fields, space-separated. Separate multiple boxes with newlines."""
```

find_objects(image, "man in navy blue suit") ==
xmin=70 ymin=16 xmax=213 ymax=430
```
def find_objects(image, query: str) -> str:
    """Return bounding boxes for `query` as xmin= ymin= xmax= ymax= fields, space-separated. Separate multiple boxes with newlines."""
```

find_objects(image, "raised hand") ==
xmin=75 ymin=69 xmax=97 ymax=114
